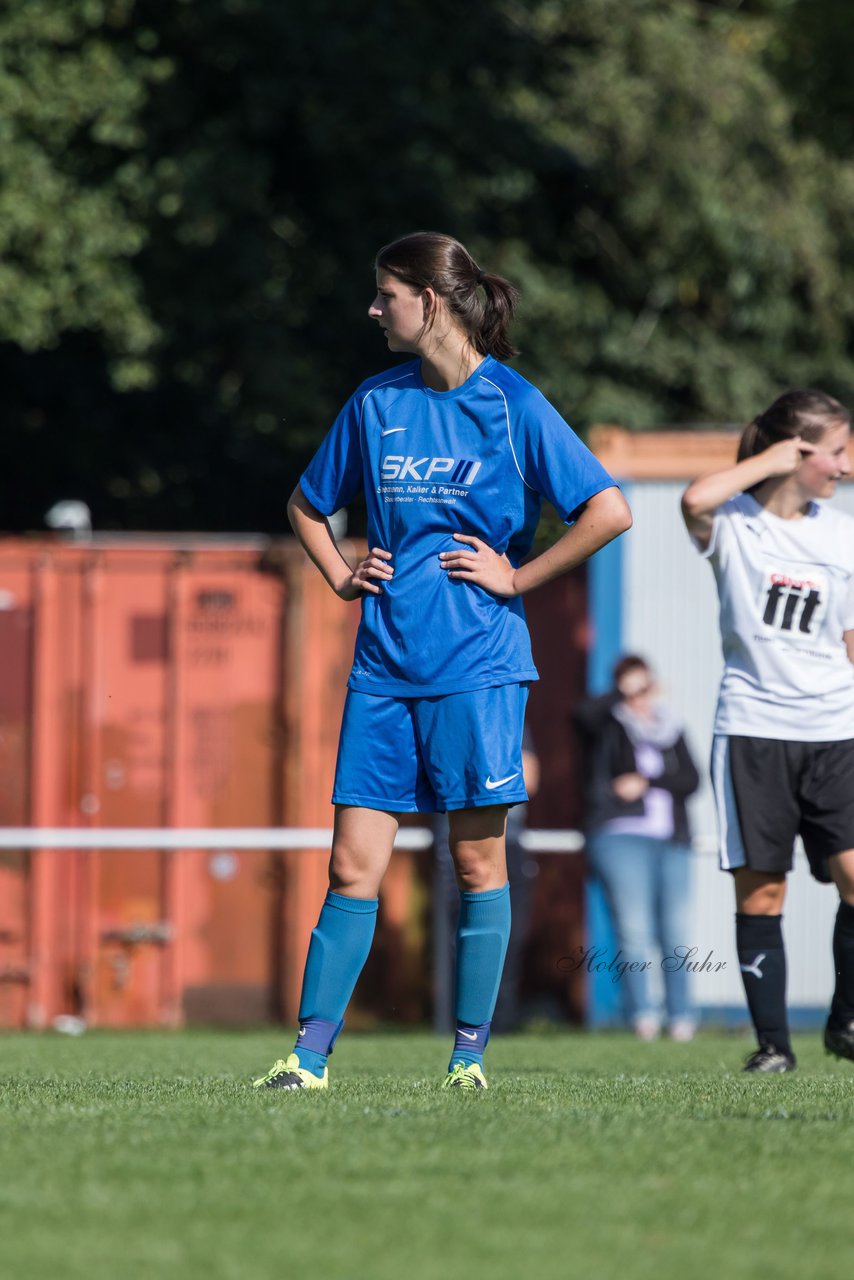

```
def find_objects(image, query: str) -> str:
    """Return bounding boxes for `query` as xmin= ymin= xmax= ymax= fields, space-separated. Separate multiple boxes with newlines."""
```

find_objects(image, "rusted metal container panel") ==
xmin=0 ymin=541 xmax=310 ymax=1028
xmin=162 ymin=560 xmax=290 ymax=1026
xmin=276 ymin=541 xmax=360 ymax=1023
xmin=0 ymin=588 xmax=33 ymax=822
xmin=0 ymin=534 xmax=591 ymax=1029
xmin=78 ymin=554 xmax=173 ymax=1028
xmin=0 ymin=579 xmax=33 ymax=1025
xmin=0 ymin=848 xmax=28 ymax=1026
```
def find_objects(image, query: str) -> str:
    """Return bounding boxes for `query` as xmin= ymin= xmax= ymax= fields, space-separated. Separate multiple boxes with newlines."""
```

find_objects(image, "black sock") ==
xmin=736 ymin=913 xmax=791 ymax=1054
xmin=829 ymin=900 xmax=854 ymax=1027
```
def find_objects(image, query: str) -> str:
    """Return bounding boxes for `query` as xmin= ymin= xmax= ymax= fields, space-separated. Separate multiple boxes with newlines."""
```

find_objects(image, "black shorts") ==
xmin=711 ymin=735 xmax=854 ymax=883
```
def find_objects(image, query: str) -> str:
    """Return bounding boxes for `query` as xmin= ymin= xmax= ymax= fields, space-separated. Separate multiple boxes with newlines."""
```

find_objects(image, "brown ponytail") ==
xmin=375 ymin=231 xmax=520 ymax=361
xmin=737 ymin=389 xmax=850 ymax=461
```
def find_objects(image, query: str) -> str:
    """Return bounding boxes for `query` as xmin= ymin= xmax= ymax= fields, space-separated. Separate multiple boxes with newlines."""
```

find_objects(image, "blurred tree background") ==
xmin=2 ymin=0 xmax=854 ymax=531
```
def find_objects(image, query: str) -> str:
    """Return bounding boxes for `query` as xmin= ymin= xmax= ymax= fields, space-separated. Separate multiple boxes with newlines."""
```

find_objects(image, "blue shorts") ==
xmin=332 ymin=684 xmax=530 ymax=813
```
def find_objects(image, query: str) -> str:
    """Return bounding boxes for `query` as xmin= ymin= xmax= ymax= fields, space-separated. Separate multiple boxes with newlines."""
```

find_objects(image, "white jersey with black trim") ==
xmin=698 ymin=493 xmax=854 ymax=740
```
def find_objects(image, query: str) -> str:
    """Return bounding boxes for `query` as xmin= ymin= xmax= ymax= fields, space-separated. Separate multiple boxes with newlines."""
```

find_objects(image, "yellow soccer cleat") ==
xmin=442 ymin=1061 xmax=488 ymax=1091
xmin=252 ymin=1053 xmax=328 ymax=1090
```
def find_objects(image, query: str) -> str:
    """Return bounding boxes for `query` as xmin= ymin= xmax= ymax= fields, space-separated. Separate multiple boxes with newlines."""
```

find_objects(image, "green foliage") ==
xmin=499 ymin=0 xmax=854 ymax=425
xmin=0 ymin=0 xmax=165 ymax=384
xmin=2 ymin=0 xmax=854 ymax=530
xmin=771 ymin=0 xmax=854 ymax=156
xmin=1 ymin=1030 xmax=852 ymax=1280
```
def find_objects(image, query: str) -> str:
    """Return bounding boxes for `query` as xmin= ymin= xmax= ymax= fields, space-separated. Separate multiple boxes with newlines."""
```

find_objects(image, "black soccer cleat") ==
xmin=823 ymin=1019 xmax=854 ymax=1063
xmin=742 ymin=1044 xmax=797 ymax=1074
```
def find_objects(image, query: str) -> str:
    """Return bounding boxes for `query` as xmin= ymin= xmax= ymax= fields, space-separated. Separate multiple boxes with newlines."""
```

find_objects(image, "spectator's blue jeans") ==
xmin=585 ymin=832 xmax=694 ymax=1024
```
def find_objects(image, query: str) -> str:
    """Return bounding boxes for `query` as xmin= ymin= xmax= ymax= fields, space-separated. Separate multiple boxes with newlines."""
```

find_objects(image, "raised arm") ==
xmin=681 ymin=438 xmax=813 ymax=549
xmin=439 ymin=485 xmax=632 ymax=597
xmin=287 ymin=484 xmax=393 ymax=601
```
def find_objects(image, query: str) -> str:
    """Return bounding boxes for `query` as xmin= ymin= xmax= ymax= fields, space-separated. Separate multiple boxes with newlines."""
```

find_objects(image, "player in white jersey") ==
xmin=682 ymin=389 xmax=854 ymax=1072
xmin=253 ymin=232 xmax=631 ymax=1092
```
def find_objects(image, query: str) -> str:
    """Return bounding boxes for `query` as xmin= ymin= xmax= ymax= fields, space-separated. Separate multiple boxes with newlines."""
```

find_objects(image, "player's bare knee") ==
xmin=451 ymin=845 xmax=506 ymax=893
xmin=829 ymin=851 xmax=854 ymax=904
xmin=455 ymin=864 xmax=488 ymax=893
xmin=328 ymin=843 xmax=375 ymax=895
xmin=744 ymin=889 xmax=785 ymax=915
xmin=734 ymin=867 xmax=785 ymax=913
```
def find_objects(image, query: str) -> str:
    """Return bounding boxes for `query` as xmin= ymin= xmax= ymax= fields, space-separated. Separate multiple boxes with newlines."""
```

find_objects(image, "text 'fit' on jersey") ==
xmin=698 ymin=493 xmax=854 ymax=740
xmin=300 ymin=356 xmax=616 ymax=696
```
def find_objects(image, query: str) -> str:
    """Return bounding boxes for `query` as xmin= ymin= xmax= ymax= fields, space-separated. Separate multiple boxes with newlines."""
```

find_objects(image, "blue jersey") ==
xmin=300 ymin=355 xmax=616 ymax=696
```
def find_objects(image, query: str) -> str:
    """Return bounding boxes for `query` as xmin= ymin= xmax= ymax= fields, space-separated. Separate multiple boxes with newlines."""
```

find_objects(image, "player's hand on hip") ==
xmin=340 ymin=547 xmax=393 ymax=599
xmin=439 ymin=534 xmax=519 ymax=597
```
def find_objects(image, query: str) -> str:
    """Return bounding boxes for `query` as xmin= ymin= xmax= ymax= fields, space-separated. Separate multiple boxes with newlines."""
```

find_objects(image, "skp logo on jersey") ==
xmin=381 ymin=455 xmax=482 ymax=484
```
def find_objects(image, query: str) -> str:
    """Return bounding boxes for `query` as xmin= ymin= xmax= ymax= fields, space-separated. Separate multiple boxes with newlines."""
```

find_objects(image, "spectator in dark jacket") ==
xmin=574 ymin=655 xmax=700 ymax=1040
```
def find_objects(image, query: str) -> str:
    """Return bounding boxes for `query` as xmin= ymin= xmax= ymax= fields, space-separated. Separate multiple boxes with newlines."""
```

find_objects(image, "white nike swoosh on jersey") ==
xmin=485 ymin=773 xmax=520 ymax=790
xmin=298 ymin=1027 xmax=306 ymax=1036
xmin=457 ymin=1029 xmax=478 ymax=1040
xmin=380 ymin=427 xmax=407 ymax=436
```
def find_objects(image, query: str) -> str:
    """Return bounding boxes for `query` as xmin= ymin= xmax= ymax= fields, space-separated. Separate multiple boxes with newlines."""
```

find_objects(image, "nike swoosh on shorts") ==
xmin=485 ymin=773 xmax=520 ymax=790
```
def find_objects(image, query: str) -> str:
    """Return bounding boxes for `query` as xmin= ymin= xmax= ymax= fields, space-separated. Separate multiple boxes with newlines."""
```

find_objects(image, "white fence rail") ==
xmin=0 ymin=827 xmax=834 ymax=1014
xmin=0 ymin=827 xmax=584 ymax=852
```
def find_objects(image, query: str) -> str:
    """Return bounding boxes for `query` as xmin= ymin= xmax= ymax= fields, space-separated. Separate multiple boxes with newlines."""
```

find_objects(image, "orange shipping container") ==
xmin=0 ymin=538 xmax=348 ymax=1028
xmin=0 ymin=536 xmax=590 ymax=1030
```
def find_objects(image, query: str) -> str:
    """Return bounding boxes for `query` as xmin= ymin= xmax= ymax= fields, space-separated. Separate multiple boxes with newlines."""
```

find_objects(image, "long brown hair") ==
xmin=375 ymin=231 xmax=519 ymax=362
xmin=737 ymin=389 xmax=850 ymax=461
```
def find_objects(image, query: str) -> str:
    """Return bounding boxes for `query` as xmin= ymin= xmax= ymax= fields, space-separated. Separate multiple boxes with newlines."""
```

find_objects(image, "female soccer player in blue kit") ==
xmin=254 ymin=231 xmax=632 ymax=1091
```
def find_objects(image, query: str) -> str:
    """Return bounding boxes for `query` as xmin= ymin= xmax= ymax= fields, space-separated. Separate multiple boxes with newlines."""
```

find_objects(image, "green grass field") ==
xmin=1 ymin=1029 xmax=851 ymax=1280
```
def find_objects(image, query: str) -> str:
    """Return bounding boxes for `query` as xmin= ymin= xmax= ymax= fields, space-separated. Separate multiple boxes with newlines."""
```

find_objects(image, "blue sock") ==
xmin=294 ymin=890 xmax=378 ymax=1077
xmin=450 ymin=1021 xmax=491 ymax=1070
xmin=450 ymin=883 xmax=511 ymax=1071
